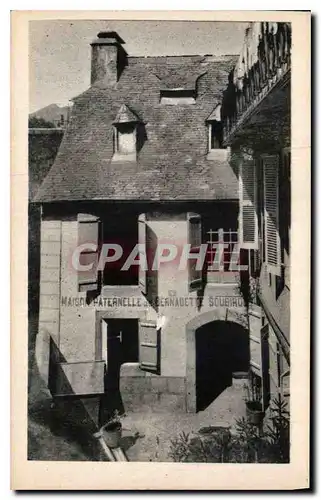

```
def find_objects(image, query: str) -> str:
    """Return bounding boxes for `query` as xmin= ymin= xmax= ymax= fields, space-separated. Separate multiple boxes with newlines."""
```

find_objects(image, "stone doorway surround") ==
xmin=185 ymin=308 xmax=248 ymax=413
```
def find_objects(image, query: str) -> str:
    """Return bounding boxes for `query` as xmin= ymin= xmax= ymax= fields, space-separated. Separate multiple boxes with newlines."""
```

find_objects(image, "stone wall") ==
xmin=120 ymin=364 xmax=186 ymax=413
xmin=36 ymin=205 xmax=249 ymax=413
xmin=36 ymin=220 xmax=61 ymax=385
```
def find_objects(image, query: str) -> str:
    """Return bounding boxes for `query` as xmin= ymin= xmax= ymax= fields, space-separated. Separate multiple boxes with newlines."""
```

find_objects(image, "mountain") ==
xmin=30 ymin=104 xmax=69 ymax=127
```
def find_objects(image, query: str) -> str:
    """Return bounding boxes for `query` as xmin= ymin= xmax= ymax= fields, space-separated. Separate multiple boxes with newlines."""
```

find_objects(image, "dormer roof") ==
xmin=206 ymin=104 xmax=222 ymax=121
xmin=113 ymin=104 xmax=140 ymax=124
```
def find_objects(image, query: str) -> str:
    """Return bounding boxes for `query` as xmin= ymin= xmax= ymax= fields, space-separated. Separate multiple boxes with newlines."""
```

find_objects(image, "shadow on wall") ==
xmin=146 ymin=224 xmax=159 ymax=312
xmin=195 ymin=321 xmax=249 ymax=412
xmin=137 ymin=122 xmax=148 ymax=154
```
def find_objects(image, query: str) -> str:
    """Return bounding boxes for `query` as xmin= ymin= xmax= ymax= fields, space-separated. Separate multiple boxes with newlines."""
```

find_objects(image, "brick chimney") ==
xmin=90 ymin=31 xmax=126 ymax=86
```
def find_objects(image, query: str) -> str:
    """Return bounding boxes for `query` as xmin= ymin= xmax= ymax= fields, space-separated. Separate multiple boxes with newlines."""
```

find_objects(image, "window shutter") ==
xmin=248 ymin=306 xmax=262 ymax=376
xmin=263 ymin=155 xmax=281 ymax=276
xmin=139 ymin=320 xmax=160 ymax=373
xmin=77 ymin=213 xmax=100 ymax=292
xmin=187 ymin=212 xmax=202 ymax=289
xmin=260 ymin=323 xmax=271 ymax=410
xmin=268 ymin=331 xmax=280 ymax=398
xmin=138 ymin=213 xmax=147 ymax=294
xmin=239 ymin=158 xmax=258 ymax=249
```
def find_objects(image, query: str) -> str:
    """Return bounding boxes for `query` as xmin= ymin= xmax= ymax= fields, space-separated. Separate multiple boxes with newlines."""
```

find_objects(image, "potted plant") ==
xmin=245 ymin=371 xmax=265 ymax=426
xmin=102 ymin=410 xmax=122 ymax=449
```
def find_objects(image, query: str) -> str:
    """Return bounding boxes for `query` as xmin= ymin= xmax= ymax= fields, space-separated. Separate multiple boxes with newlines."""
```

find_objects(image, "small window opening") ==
xmin=160 ymin=89 xmax=196 ymax=105
xmin=114 ymin=123 xmax=136 ymax=156
xmin=209 ymin=120 xmax=223 ymax=149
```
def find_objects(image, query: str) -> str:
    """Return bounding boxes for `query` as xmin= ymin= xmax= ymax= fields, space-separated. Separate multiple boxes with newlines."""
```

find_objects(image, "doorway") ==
xmin=99 ymin=318 xmax=138 ymax=423
xmin=195 ymin=321 xmax=249 ymax=411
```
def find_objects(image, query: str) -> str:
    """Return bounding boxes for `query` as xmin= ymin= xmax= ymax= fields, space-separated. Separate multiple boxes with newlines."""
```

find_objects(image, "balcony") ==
xmin=222 ymin=22 xmax=291 ymax=145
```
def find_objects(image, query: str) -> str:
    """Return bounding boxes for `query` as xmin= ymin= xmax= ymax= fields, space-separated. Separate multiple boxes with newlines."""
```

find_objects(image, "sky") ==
xmin=29 ymin=20 xmax=248 ymax=113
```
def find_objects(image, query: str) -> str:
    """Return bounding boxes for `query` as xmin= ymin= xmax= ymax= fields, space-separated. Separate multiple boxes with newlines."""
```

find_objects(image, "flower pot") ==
xmin=102 ymin=421 xmax=122 ymax=449
xmin=246 ymin=401 xmax=265 ymax=426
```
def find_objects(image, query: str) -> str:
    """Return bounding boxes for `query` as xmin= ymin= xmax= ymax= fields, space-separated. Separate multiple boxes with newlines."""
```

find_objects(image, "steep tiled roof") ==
xmin=35 ymin=54 xmax=239 ymax=203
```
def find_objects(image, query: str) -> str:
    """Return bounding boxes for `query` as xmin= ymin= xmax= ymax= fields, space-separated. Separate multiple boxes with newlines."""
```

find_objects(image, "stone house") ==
xmin=221 ymin=21 xmax=291 ymax=409
xmin=34 ymin=27 xmax=288 ymax=424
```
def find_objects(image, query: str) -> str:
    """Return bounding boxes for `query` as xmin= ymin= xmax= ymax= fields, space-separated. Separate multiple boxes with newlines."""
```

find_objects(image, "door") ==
xmin=195 ymin=321 xmax=249 ymax=412
xmin=105 ymin=319 xmax=139 ymax=391
xmin=196 ymin=322 xmax=232 ymax=411
xmin=106 ymin=320 xmax=122 ymax=392
xmin=100 ymin=319 xmax=139 ymax=423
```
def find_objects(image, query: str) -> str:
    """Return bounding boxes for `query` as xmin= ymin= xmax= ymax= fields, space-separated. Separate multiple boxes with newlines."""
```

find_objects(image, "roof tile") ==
xmin=35 ymin=54 xmax=238 ymax=203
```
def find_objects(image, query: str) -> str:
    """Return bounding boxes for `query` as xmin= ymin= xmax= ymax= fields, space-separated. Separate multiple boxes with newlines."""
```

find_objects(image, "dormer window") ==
xmin=113 ymin=104 xmax=140 ymax=161
xmin=115 ymin=123 xmax=136 ymax=155
xmin=206 ymin=104 xmax=225 ymax=151
xmin=209 ymin=120 xmax=223 ymax=149
xmin=160 ymin=88 xmax=196 ymax=105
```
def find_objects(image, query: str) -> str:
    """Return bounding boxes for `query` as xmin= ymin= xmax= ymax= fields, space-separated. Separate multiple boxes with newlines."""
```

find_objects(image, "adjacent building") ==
xmin=221 ymin=21 xmax=291 ymax=409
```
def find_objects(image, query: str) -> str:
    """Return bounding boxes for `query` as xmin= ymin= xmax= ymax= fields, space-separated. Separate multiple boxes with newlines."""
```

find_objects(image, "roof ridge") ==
xmin=128 ymin=54 xmax=238 ymax=59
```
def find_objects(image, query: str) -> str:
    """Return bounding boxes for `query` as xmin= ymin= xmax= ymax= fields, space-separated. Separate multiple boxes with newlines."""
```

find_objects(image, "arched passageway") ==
xmin=195 ymin=321 xmax=249 ymax=412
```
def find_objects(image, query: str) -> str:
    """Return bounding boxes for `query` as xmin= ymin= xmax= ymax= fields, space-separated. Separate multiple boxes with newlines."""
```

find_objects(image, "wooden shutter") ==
xmin=239 ymin=158 xmax=258 ymax=249
xmin=268 ymin=330 xmax=280 ymax=398
xmin=139 ymin=320 xmax=159 ymax=373
xmin=77 ymin=213 xmax=100 ymax=292
xmin=138 ymin=213 xmax=147 ymax=294
xmin=260 ymin=323 xmax=271 ymax=410
xmin=187 ymin=212 xmax=202 ymax=289
xmin=249 ymin=305 xmax=262 ymax=376
xmin=263 ymin=154 xmax=281 ymax=276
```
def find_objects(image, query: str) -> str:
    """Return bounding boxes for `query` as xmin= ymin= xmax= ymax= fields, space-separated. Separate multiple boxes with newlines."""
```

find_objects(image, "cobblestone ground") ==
xmin=119 ymin=380 xmax=248 ymax=462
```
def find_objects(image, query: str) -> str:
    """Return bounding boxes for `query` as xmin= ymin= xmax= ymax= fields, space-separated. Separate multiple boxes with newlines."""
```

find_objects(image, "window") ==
xmin=276 ymin=148 xmax=291 ymax=296
xmin=187 ymin=208 xmax=239 ymax=288
xmin=76 ymin=210 xmax=143 ymax=291
xmin=206 ymin=104 xmax=225 ymax=151
xmin=206 ymin=228 xmax=238 ymax=284
xmin=112 ymin=104 xmax=140 ymax=160
xmin=209 ymin=120 xmax=223 ymax=149
xmin=160 ymin=89 xmax=196 ymax=105
xmin=114 ymin=123 xmax=136 ymax=157
xmin=102 ymin=212 xmax=139 ymax=286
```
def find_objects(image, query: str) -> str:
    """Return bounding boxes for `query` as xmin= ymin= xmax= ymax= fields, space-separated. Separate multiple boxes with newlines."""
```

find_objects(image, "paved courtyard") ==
xmin=29 ymin=313 xmax=247 ymax=462
xmin=119 ymin=380 xmax=248 ymax=462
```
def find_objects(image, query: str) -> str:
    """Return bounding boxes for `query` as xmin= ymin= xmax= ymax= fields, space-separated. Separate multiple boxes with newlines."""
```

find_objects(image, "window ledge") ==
xmin=206 ymin=282 xmax=239 ymax=288
xmin=102 ymin=285 xmax=140 ymax=295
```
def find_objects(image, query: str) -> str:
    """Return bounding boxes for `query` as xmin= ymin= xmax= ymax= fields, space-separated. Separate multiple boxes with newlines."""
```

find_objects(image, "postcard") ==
xmin=11 ymin=10 xmax=310 ymax=490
